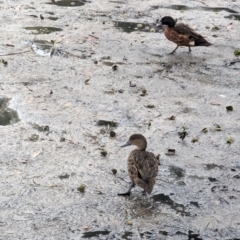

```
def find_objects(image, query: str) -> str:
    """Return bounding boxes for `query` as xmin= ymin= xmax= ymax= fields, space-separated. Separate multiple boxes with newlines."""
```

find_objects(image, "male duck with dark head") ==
xmin=161 ymin=16 xmax=212 ymax=54
xmin=118 ymin=134 xmax=158 ymax=196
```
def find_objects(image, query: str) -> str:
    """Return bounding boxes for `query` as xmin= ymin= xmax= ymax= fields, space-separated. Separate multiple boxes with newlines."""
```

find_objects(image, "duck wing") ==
xmin=174 ymin=23 xmax=202 ymax=39
xmin=134 ymin=152 xmax=158 ymax=181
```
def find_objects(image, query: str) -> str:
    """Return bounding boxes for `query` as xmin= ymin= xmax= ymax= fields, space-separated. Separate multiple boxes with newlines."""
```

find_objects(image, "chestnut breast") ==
xmin=164 ymin=26 xmax=193 ymax=47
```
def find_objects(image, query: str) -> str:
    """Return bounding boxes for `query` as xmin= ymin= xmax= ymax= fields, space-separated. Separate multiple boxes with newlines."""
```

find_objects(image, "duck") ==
xmin=161 ymin=16 xmax=212 ymax=54
xmin=118 ymin=134 xmax=158 ymax=196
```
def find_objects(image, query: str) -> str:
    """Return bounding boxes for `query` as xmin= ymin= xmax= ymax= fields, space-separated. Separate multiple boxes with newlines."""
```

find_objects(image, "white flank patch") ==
xmin=189 ymin=41 xmax=195 ymax=46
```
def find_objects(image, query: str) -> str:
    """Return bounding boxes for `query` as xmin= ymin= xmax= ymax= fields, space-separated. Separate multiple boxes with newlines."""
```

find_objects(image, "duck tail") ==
xmin=144 ymin=179 xmax=155 ymax=194
xmin=195 ymin=37 xmax=212 ymax=47
xmin=136 ymin=179 xmax=155 ymax=194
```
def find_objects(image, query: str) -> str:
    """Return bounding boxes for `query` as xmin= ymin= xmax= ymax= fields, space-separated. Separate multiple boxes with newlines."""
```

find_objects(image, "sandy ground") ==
xmin=0 ymin=0 xmax=240 ymax=239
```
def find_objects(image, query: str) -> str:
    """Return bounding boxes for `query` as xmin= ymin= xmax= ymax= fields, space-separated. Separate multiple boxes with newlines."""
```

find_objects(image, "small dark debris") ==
xmin=32 ymin=124 xmax=49 ymax=132
xmin=233 ymin=174 xmax=240 ymax=179
xmin=208 ymin=177 xmax=218 ymax=182
xmin=112 ymin=64 xmax=117 ymax=70
xmin=140 ymin=88 xmax=147 ymax=96
xmin=205 ymin=163 xmax=224 ymax=170
xmin=84 ymin=78 xmax=91 ymax=85
xmin=179 ymin=131 xmax=187 ymax=141
xmin=214 ymin=123 xmax=221 ymax=131
xmin=168 ymin=115 xmax=176 ymax=120
xmin=234 ymin=49 xmax=240 ymax=56
xmin=97 ymin=120 xmax=118 ymax=127
xmin=110 ymin=130 xmax=116 ymax=137
xmin=100 ymin=149 xmax=108 ymax=157
xmin=145 ymin=104 xmax=155 ymax=109
xmin=1 ymin=59 xmax=8 ymax=65
xmin=226 ymin=105 xmax=233 ymax=111
xmin=211 ymin=185 xmax=228 ymax=192
xmin=82 ymin=230 xmax=110 ymax=238
xmin=165 ymin=149 xmax=176 ymax=155
xmin=129 ymin=81 xmax=136 ymax=87
xmin=177 ymin=181 xmax=186 ymax=186
xmin=77 ymin=184 xmax=86 ymax=193
xmin=188 ymin=230 xmax=202 ymax=240
xmin=211 ymin=26 xmax=220 ymax=31
xmin=121 ymin=231 xmax=133 ymax=239
xmin=226 ymin=137 xmax=234 ymax=144
xmin=29 ymin=14 xmax=38 ymax=18
xmin=40 ymin=14 xmax=44 ymax=20
xmin=190 ymin=201 xmax=200 ymax=208
xmin=191 ymin=137 xmax=199 ymax=143
xmin=58 ymin=173 xmax=70 ymax=180
xmin=112 ymin=168 xmax=117 ymax=174
xmin=201 ymin=127 xmax=208 ymax=133
xmin=60 ymin=137 xmax=66 ymax=142
xmin=29 ymin=134 xmax=39 ymax=142
xmin=118 ymin=89 xmax=124 ymax=93
xmin=158 ymin=230 xmax=168 ymax=236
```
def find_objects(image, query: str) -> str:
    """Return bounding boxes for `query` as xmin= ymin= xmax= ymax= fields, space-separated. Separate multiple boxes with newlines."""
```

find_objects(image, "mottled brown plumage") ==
xmin=161 ymin=16 xmax=212 ymax=54
xmin=118 ymin=134 xmax=158 ymax=196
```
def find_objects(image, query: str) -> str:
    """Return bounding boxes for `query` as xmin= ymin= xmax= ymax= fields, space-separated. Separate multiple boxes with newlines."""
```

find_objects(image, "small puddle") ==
xmin=225 ymin=14 xmax=240 ymax=21
xmin=169 ymin=166 xmax=185 ymax=178
xmin=46 ymin=0 xmax=88 ymax=7
xmin=48 ymin=17 xmax=58 ymax=21
xmin=23 ymin=26 xmax=62 ymax=35
xmin=0 ymin=97 xmax=20 ymax=126
xmin=189 ymin=201 xmax=200 ymax=208
xmin=152 ymin=5 xmax=238 ymax=13
xmin=114 ymin=21 xmax=161 ymax=33
xmin=121 ymin=231 xmax=133 ymax=239
xmin=31 ymin=123 xmax=50 ymax=132
xmin=46 ymin=12 xmax=55 ymax=15
xmin=204 ymin=163 xmax=224 ymax=170
xmin=82 ymin=230 xmax=110 ymax=238
xmin=102 ymin=61 xmax=124 ymax=66
xmin=110 ymin=0 xmax=125 ymax=3
xmin=30 ymin=40 xmax=54 ymax=56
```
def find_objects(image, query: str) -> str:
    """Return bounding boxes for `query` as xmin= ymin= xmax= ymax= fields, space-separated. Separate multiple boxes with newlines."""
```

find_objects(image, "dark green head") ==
xmin=121 ymin=134 xmax=147 ymax=151
xmin=161 ymin=16 xmax=176 ymax=28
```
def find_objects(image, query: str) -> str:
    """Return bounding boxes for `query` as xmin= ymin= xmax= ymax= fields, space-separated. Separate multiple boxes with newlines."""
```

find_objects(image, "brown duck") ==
xmin=118 ymin=134 xmax=158 ymax=196
xmin=161 ymin=16 xmax=212 ymax=54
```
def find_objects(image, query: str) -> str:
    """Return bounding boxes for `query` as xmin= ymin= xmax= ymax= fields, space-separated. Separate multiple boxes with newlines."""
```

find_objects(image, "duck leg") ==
xmin=188 ymin=47 xmax=192 ymax=53
xmin=169 ymin=45 xmax=179 ymax=55
xmin=118 ymin=182 xmax=135 ymax=196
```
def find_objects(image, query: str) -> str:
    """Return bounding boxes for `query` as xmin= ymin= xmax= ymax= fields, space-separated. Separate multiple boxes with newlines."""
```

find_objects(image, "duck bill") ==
xmin=121 ymin=141 xmax=131 ymax=148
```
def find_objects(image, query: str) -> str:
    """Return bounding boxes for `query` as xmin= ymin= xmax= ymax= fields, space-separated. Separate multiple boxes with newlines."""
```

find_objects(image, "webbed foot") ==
xmin=168 ymin=46 xmax=179 ymax=55
xmin=118 ymin=191 xmax=131 ymax=196
xmin=118 ymin=182 xmax=135 ymax=196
